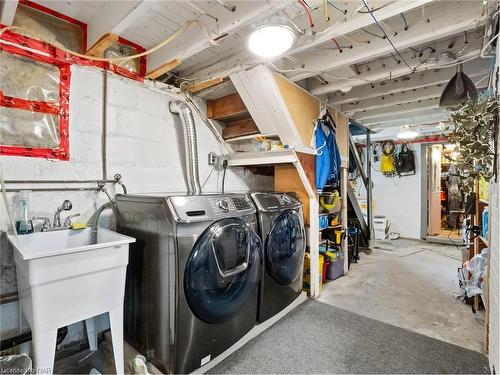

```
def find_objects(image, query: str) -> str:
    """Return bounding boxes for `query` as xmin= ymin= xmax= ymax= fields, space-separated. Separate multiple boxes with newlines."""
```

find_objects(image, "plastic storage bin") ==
xmin=326 ymin=255 xmax=344 ymax=280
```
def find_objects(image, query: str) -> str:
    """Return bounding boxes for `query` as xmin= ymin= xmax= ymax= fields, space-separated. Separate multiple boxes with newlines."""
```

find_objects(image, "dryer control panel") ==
xmin=168 ymin=194 xmax=255 ymax=222
xmin=251 ymin=192 xmax=301 ymax=212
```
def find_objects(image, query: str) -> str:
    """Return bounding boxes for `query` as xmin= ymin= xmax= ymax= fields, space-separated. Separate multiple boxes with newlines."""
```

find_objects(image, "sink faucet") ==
xmin=53 ymin=200 xmax=72 ymax=228
xmin=33 ymin=216 xmax=51 ymax=232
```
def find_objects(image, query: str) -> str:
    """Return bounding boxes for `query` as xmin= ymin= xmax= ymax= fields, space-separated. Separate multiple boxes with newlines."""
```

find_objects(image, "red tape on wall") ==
xmin=0 ymin=12 xmax=146 ymax=160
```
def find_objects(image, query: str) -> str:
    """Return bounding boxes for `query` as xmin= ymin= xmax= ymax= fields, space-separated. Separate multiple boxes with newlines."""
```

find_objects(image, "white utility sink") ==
xmin=7 ymin=227 xmax=135 ymax=374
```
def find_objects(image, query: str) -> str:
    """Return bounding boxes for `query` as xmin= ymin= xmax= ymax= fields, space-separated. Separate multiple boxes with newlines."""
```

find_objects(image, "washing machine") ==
xmin=250 ymin=192 xmax=306 ymax=323
xmin=115 ymin=193 xmax=262 ymax=374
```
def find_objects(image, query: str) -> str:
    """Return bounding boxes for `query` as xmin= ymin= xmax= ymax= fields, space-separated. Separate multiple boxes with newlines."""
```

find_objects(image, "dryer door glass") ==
xmin=184 ymin=218 xmax=262 ymax=324
xmin=266 ymin=209 xmax=305 ymax=285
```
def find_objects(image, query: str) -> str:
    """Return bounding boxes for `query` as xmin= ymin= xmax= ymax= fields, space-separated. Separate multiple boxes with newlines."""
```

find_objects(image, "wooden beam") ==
xmin=207 ymin=92 xmax=248 ymax=121
xmin=188 ymin=77 xmax=224 ymax=94
xmin=222 ymin=118 xmax=259 ymax=139
xmin=145 ymin=58 xmax=181 ymax=80
xmin=86 ymin=32 xmax=119 ymax=57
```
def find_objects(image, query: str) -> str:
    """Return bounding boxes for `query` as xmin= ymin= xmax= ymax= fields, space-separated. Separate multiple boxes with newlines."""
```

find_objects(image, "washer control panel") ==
xmin=169 ymin=194 xmax=255 ymax=222
xmin=231 ymin=197 xmax=253 ymax=211
xmin=216 ymin=198 xmax=230 ymax=212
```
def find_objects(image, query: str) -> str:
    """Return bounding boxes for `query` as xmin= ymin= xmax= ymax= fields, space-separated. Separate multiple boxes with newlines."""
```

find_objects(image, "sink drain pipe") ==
xmin=169 ymin=101 xmax=202 ymax=195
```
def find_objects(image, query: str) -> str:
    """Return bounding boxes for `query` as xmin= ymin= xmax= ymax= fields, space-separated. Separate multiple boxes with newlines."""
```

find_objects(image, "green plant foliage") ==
xmin=448 ymin=96 xmax=498 ymax=195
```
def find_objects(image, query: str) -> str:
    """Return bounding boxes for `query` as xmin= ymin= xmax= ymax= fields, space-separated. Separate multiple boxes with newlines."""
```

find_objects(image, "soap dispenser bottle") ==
xmin=15 ymin=190 xmax=33 ymax=234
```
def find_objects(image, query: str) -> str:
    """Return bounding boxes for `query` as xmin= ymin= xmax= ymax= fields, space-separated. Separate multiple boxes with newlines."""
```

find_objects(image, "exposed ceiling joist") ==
xmin=343 ymin=85 xmax=446 ymax=114
xmin=343 ymin=77 xmax=488 ymax=115
xmin=146 ymin=1 xmax=288 ymax=73
xmin=286 ymin=1 xmax=486 ymax=82
xmin=86 ymin=0 xmax=143 ymax=47
xmin=311 ymin=32 xmax=486 ymax=95
xmin=370 ymin=112 xmax=450 ymax=130
xmin=182 ymin=0 xmax=436 ymax=82
xmin=0 ymin=0 xmax=18 ymax=25
xmin=286 ymin=0 xmax=435 ymax=56
xmin=355 ymin=97 xmax=441 ymax=121
xmin=327 ymin=59 xmax=491 ymax=105
xmin=362 ymin=107 xmax=449 ymax=126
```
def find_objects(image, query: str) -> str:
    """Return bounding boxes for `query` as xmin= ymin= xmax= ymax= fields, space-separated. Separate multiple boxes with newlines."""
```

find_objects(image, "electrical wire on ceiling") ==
xmin=390 ymin=53 xmax=401 ymax=64
xmin=331 ymin=37 xmax=343 ymax=52
xmin=0 ymin=20 xmax=198 ymax=63
xmin=297 ymin=0 xmax=315 ymax=28
xmin=361 ymin=27 xmax=385 ymax=40
xmin=358 ymin=1 xmax=393 ymax=13
xmin=379 ymin=21 xmax=397 ymax=37
xmin=323 ymin=0 xmax=330 ymax=22
xmin=400 ymin=13 xmax=408 ymax=31
xmin=196 ymin=21 xmax=222 ymax=46
xmin=341 ymin=34 xmax=370 ymax=45
xmin=327 ymin=0 xmax=347 ymax=15
xmin=422 ymin=5 xmax=430 ymax=23
xmin=360 ymin=0 xmax=413 ymax=73
xmin=268 ymin=61 xmax=372 ymax=83
xmin=215 ymin=0 xmax=236 ymax=13
xmin=185 ymin=0 xmax=218 ymax=22
xmin=315 ymin=4 xmax=365 ymax=36
xmin=301 ymin=0 xmax=312 ymax=9
xmin=285 ymin=18 xmax=306 ymax=34
xmin=409 ymin=46 xmax=436 ymax=57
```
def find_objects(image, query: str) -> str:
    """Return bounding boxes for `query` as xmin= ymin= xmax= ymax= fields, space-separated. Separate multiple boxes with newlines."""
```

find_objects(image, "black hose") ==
xmin=0 ymin=327 xmax=68 ymax=351
xmin=221 ymin=159 xmax=228 ymax=194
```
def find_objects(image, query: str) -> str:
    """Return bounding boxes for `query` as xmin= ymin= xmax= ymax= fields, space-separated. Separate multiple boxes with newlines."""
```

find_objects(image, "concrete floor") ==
xmin=319 ymin=238 xmax=486 ymax=353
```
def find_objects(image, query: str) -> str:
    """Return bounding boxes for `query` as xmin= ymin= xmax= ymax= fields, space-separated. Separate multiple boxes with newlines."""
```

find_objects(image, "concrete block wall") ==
xmin=370 ymin=144 xmax=422 ymax=239
xmin=0 ymin=65 xmax=272 ymax=344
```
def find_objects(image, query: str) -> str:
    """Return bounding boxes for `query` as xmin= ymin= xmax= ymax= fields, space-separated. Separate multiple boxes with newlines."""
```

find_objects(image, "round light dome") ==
xmin=248 ymin=25 xmax=295 ymax=58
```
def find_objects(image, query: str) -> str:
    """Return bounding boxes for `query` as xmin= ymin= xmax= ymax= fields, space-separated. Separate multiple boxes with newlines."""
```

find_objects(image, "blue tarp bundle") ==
xmin=315 ymin=116 xmax=341 ymax=192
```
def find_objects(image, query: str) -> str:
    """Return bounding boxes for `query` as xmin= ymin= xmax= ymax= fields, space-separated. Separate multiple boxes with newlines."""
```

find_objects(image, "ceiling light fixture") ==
xmin=248 ymin=25 xmax=296 ymax=58
xmin=439 ymin=63 xmax=477 ymax=107
xmin=397 ymin=129 xmax=419 ymax=140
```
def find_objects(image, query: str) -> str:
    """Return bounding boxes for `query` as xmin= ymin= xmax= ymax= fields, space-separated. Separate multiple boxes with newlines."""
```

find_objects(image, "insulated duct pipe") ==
xmin=169 ymin=101 xmax=202 ymax=195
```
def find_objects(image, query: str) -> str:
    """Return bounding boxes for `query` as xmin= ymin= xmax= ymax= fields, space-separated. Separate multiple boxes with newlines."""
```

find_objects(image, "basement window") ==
xmin=0 ymin=48 xmax=70 ymax=160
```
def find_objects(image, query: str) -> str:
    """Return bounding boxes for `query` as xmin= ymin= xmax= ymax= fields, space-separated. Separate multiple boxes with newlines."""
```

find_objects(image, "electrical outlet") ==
xmin=208 ymin=152 xmax=218 ymax=166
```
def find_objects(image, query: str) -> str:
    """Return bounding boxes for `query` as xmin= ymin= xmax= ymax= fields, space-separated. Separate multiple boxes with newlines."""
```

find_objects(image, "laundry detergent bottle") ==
xmin=15 ymin=190 xmax=33 ymax=234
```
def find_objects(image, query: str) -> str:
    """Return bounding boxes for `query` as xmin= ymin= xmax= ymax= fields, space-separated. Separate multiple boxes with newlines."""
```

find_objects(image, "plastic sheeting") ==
xmin=13 ymin=2 xmax=85 ymax=53
xmin=105 ymin=42 xmax=141 ymax=74
xmin=465 ymin=248 xmax=489 ymax=297
xmin=0 ymin=51 xmax=60 ymax=102
xmin=0 ymin=106 xmax=59 ymax=148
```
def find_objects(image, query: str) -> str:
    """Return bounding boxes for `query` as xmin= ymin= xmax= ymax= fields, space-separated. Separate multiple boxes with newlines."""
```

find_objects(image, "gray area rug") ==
xmin=209 ymin=300 xmax=489 ymax=374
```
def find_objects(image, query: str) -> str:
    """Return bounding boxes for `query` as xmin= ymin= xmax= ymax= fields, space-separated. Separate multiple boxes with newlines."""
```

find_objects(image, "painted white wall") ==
xmin=488 ymin=38 xmax=500 ymax=373
xmin=0 ymin=66 xmax=271 ymax=232
xmin=370 ymin=144 xmax=423 ymax=239
xmin=489 ymin=180 xmax=499 ymax=373
xmin=0 ymin=65 xmax=272 ymax=344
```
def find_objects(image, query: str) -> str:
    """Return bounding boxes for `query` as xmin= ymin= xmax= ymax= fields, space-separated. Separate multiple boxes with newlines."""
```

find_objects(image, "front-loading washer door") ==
xmin=266 ymin=209 xmax=305 ymax=286
xmin=184 ymin=218 xmax=262 ymax=324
